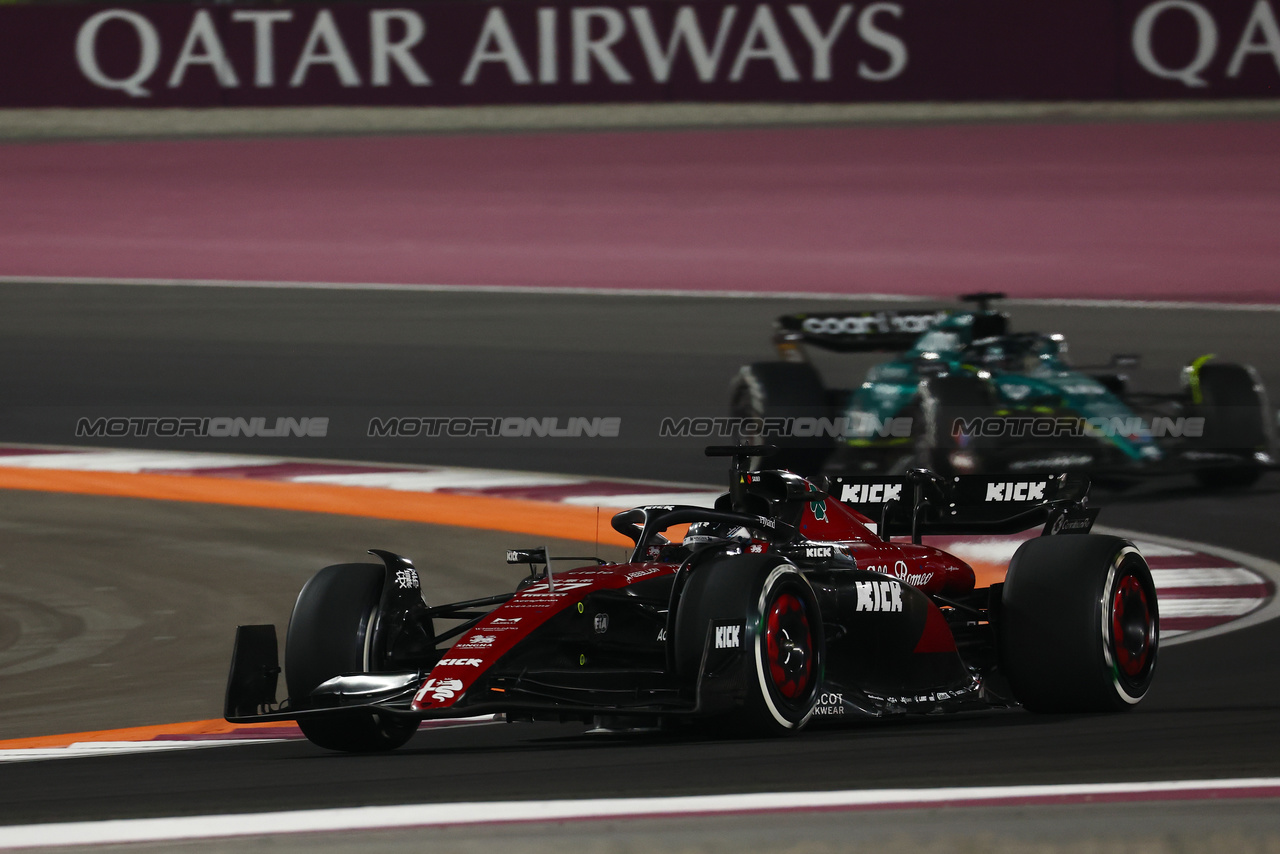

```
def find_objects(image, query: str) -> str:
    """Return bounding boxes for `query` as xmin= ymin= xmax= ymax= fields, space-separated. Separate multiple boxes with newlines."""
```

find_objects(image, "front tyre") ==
xmin=285 ymin=563 xmax=419 ymax=752
xmin=675 ymin=553 xmax=824 ymax=735
xmin=999 ymin=536 xmax=1158 ymax=712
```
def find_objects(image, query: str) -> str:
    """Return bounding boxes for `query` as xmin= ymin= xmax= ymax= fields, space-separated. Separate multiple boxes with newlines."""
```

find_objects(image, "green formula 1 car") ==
xmin=730 ymin=294 xmax=1275 ymax=488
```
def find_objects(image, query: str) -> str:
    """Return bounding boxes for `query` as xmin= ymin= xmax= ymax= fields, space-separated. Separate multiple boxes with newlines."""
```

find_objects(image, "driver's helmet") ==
xmin=1033 ymin=333 xmax=1067 ymax=361
xmin=683 ymin=521 xmax=752 ymax=550
xmin=973 ymin=338 xmax=1032 ymax=372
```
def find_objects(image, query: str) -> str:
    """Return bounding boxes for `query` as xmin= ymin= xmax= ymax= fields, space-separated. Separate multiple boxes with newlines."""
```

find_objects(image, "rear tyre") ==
xmin=999 ymin=536 xmax=1158 ymax=712
xmin=675 ymin=553 xmax=824 ymax=735
xmin=1090 ymin=373 xmax=1128 ymax=398
xmin=1198 ymin=467 xmax=1264 ymax=489
xmin=1193 ymin=362 xmax=1272 ymax=489
xmin=915 ymin=374 xmax=996 ymax=475
xmin=730 ymin=362 xmax=833 ymax=475
xmin=286 ymin=563 xmax=419 ymax=752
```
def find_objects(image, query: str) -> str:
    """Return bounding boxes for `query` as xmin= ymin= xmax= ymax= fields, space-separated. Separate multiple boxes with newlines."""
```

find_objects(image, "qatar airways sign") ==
xmin=70 ymin=4 xmax=906 ymax=99
xmin=1125 ymin=0 xmax=1280 ymax=91
xmin=0 ymin=0 xmax=1275 ymax=107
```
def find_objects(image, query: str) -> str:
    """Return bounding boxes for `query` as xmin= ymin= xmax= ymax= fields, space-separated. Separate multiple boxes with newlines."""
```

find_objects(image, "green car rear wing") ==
xmin=774 ymin=310 xmax=950 ymax=355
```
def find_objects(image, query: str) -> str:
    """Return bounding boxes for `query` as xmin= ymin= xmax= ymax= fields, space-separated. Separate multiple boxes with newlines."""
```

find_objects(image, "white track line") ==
xmin=0 ymin=717 xmax=500 ymax=767
xmin=0 ymin=740 xmax=286 ymax=765
xmin=1159 ymin=598 xmax=1264 ymax=618
xmin=290 ymin=470 xmax=588 ymax=491
xmin=1009 ymin=297 xmax=1280 ymax=311
xmin=0 ymin=451 xmax=286 ymax=472
xmin=0 ymin=443 xmax=716 ymax=494
xmin=0 ymin=276 xmax=1276 ymax=310
xmin=0 ymin=778 xmax=1277 ymax=849
xmin=1150 ymin=567 xmax=1266 ymax=587
xmin=561 ymin=491 xmax=724 ymax=507
xmin=0 ymin=276 xmax=927 ymax=302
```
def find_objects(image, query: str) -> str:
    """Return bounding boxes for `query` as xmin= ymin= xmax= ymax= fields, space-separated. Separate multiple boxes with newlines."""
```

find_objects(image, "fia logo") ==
xmin=714 ymin=624 xmax=741 ymax=649
xmin=593 ymin=613 xmax=609 ymax=634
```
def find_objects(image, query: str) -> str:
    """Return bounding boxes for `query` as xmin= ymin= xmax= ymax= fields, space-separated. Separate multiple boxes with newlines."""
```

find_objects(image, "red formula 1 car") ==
xmin=225 ymin=446 xmax=1159 ymax=752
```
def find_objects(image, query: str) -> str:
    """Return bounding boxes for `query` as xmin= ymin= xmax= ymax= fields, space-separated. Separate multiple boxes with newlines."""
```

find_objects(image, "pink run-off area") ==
xmin=2 ymin=120 xmax=1279 ymax=301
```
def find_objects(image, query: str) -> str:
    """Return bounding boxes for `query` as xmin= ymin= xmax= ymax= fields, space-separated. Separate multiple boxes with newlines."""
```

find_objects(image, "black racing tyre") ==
xmin=999 ymin=535 xmax=1158 ymax=713
xmin=1193 ymin=362 xmax=1272 ymax=489
xmin=1090 ymin=373 xmax=1128 ymax=398
xmin=285 ymin=563 xmax=419 ymax=752
xmin=730 ymin=361 xmax=833 ymax=475
xmin=915 ymin=374 xmax=996 ymax=475
xmin=1198 ymin=467 xmax=1264 ymax=489
xmin=674 ymin=553 xmax=824 ymax=735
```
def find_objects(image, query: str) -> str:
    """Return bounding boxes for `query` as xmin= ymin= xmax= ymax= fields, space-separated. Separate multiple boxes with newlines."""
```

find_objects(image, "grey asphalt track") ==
xmin=0 ymin=490 xmax=620 ymax=740
xmin=1 ymin=283 xmax=1277 ymax=485
xmin=0 ymin=284 xmax=1277 ymax=847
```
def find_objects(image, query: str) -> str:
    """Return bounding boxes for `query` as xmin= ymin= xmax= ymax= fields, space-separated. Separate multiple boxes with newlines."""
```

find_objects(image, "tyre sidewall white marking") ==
xmin=1097 ymin=525 xmax=1280 ymax=647
xmin=753 ymin=564 xmax=818 ymax=730
xmin=1100 ymin=546 xmax=1155 ymax=705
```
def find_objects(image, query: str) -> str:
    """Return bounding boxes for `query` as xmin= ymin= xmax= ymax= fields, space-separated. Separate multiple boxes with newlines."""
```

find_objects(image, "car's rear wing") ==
xmin=774 ymin=310 xmax=949 ymax=355
xmin=825 ymin=470 xmax=1098 ymax=541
